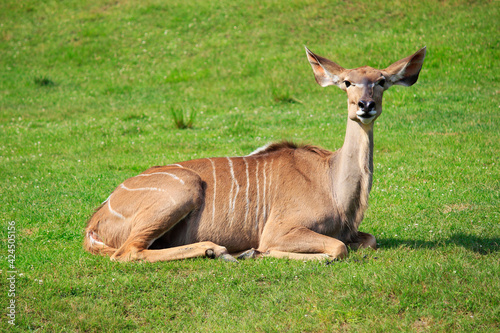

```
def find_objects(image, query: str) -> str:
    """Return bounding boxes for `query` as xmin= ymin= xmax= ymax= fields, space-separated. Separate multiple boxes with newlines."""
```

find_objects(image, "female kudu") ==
xmin=84 ymin=46 xmax=426 ymax=262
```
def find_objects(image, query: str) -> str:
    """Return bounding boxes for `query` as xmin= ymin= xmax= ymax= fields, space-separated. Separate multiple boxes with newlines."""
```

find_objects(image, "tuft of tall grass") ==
xmin=170 ymin=106 xmax=197 ymax=129
xmin=34 ymin=76 xmax=55 ymax=87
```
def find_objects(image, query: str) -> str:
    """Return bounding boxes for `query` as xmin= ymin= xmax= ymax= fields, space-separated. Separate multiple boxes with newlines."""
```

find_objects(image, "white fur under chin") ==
xmin=356 ymin=110 xmax=377 ymax=124
xmin=357 ymin=115 xmax=376 ymax=124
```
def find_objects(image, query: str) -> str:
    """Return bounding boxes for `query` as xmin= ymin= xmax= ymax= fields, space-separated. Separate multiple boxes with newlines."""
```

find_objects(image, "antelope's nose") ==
xmin=358 ymin=100 xmax=375 ymax=112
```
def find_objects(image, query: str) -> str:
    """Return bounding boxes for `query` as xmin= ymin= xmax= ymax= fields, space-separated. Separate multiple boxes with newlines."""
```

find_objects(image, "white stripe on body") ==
xmin=267 ymin=159 xmax=274 ymax=220
xmin=227 ymin=157 xmax=240 ymax=227
xmin=120 ymin=183 xmax=177 ymax=205
xmin=120 ymin=183 xmax=166 ymax=193
xmin=107 ymin=197 xmax=125 ymax=220
xmin=167 ymin=164 xmax=184 ymax=168
xmin=136 ymin=171 xmax=185 ymax=185
xmin=247 ymin=143 xmax=273 ymax=156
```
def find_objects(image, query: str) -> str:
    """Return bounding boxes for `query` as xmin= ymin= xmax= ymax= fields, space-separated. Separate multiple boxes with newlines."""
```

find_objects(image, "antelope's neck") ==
xmin=341 ymin=119 xmax=374 ymax=181
xmin=331 ymin=118 xmax=374 ymax=230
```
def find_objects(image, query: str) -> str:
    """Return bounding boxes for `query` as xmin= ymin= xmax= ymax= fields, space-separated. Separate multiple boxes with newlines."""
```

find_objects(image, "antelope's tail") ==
xmin=84 ymin=229 xmax=117 ymax=257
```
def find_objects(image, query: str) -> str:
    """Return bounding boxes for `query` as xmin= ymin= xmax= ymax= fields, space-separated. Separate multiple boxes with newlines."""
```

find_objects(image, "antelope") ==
xmin=84 ymin=46 xmax=426 ymax=262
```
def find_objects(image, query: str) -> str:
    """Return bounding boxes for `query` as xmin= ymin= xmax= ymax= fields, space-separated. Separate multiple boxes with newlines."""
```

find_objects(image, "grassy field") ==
xmin=1 ymin=0 xmax=499 ymax=331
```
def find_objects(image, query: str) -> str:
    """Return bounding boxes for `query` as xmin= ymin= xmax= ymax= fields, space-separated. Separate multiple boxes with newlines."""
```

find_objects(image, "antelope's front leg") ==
xmin=346 ymin=231 xmax=377 ymax=250
xmin=258 ymin=227 xmax=348 ymax=260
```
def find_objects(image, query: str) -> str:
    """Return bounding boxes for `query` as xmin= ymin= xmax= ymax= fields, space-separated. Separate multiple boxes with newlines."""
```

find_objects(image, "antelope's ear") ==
xmin=384 ymin=47 xmax=426 ymax=87
xmin=305 ymin=46 xmax=345 ymax=87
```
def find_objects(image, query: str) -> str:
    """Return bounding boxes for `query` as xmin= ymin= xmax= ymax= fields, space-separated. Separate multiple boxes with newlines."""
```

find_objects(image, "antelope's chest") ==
xmin=306 ymin=208 xmax=344 ymax=238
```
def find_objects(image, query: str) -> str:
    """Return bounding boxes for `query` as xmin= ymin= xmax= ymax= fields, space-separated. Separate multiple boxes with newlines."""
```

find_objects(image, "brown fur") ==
xmin=84 ymin=46 xmax=426 ymax=262
xmin=250 ymin=141 xmax=331 ymax=159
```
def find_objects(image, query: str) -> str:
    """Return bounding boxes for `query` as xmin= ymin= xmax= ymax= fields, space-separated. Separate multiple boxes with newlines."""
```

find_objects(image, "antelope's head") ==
xmin=306 ymin=46 xmax=426 ymax=126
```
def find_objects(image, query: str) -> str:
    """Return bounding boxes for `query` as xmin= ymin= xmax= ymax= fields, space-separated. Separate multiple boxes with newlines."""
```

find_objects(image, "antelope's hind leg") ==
xmin=108 ymin=168 xmax=232 ymax=262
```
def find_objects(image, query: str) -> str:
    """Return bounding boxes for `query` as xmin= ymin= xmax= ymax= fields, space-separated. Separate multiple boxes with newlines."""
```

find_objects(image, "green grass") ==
xmin=170 ymin=106 xmax=197 ymax=129
xmin=0 ymin=0 xmax=498 ymax=331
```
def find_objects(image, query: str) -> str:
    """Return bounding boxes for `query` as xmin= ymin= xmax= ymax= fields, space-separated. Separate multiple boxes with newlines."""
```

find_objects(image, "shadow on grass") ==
xmin=378 ymin=233 xmax=499 ymax=255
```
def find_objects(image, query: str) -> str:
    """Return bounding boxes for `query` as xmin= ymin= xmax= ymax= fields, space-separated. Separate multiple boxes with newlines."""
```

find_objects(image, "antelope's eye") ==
xmin=344 ymin=80 xmax=351 ymax=88
xmin=377 ymin=78 xmax=386 ymax=87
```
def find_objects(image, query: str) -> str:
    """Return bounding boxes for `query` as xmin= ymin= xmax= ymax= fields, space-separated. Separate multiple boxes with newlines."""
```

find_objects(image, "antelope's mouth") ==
xmin=356 ymin=110 xmax=377 ymax=124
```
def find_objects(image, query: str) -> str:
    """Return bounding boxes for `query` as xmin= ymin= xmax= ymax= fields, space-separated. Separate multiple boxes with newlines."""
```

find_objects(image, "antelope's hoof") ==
xmin=205 ymin=249 xmax=216 ymax=259
xmin=219 ymin=253 xmax=239 ymax=263
xmin=237 ymin=248 xmax=260 ymax=260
